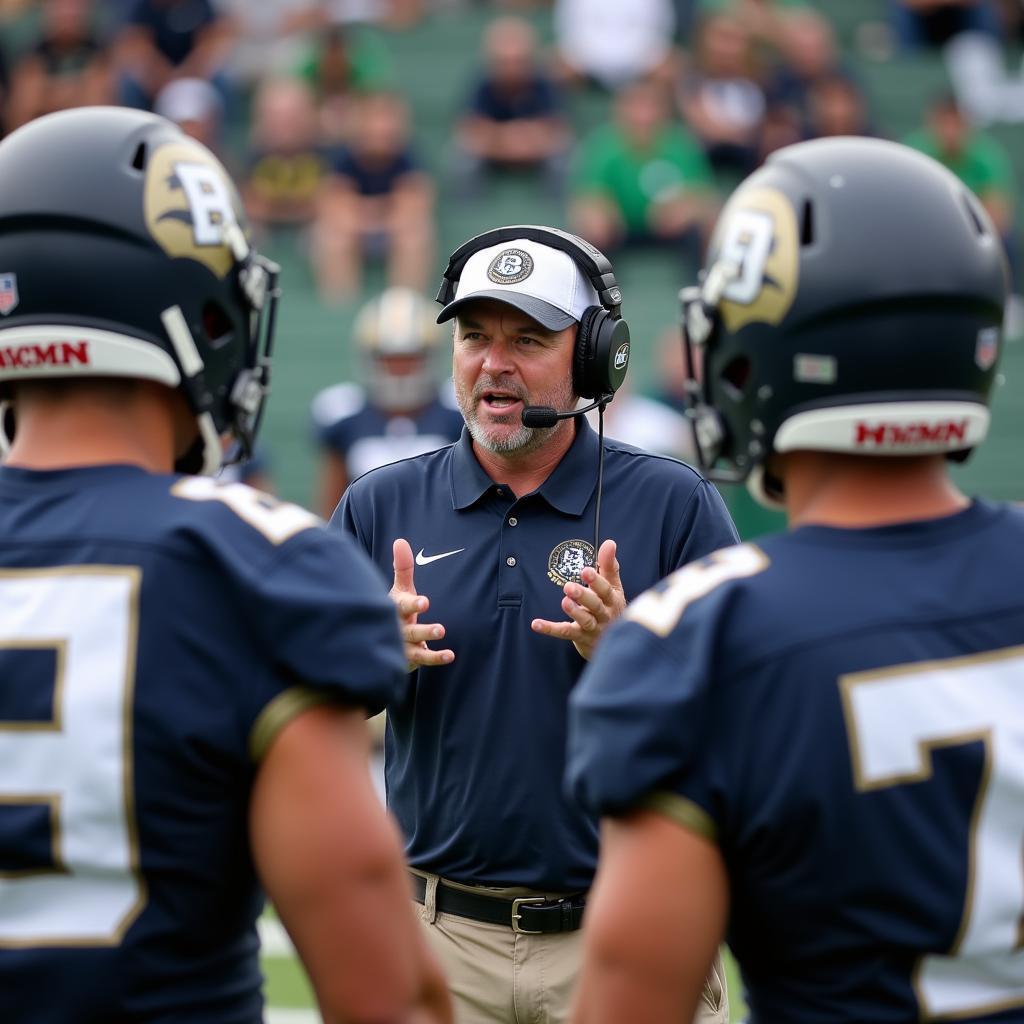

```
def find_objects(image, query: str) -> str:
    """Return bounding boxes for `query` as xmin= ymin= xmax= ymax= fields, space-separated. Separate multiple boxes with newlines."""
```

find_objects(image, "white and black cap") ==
xmin=437 ymin=237 xmax=600 ymax=331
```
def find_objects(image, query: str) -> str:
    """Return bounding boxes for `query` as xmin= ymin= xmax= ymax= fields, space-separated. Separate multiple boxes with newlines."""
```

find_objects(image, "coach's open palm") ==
xmin=391 ymin=538 xmax=455 ymax=670
xmin=532 ymin=539 xmax=627 ymax=661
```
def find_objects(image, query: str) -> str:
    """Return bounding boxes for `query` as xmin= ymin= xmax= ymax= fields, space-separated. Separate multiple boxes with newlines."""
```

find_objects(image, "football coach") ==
xmin=331 ymin=224 xmax=738 ymax=1024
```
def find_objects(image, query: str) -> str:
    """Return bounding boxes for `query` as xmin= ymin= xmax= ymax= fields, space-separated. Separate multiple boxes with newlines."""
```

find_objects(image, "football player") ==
xmin=568 ymin=136 xmax=1020 ymax=1023
xmin=0 ymin=107 xmax=450 ymax=1024
xmin=311 ymin=286 xmax=464 ymax=518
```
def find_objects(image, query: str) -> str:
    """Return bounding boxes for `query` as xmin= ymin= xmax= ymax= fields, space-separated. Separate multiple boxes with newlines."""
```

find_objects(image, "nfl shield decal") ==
xmin=548 ymin=539 xmax=596 ymax=585
xmin=0 ymin=274 xmax=18 ymax=316
xmin=975 ymin=327 xmax=999 ymax=371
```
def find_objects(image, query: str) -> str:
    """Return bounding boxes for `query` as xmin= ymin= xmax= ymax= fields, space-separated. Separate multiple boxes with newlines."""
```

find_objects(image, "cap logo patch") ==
xmin=487 ymin=249 xmax=534 ymax=286
xmin=548 ymin=539 xmax=595 ymax=586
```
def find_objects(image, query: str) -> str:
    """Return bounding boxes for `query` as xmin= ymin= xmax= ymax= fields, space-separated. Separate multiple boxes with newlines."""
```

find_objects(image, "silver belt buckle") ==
xmin=511 ymin=896 xmax=546 ymax=934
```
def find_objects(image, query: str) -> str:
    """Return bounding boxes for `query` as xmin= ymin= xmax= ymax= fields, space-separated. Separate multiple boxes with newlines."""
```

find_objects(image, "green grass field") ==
xmin=259 ymin=912 xmax=749 ymax=1022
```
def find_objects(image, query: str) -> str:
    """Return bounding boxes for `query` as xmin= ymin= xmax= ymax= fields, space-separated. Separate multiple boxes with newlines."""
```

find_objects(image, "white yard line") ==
xmin=265 ymin=1009 xmax=321 ymax=1024
xmin=258 ymin=917 xmax=296 ymax=958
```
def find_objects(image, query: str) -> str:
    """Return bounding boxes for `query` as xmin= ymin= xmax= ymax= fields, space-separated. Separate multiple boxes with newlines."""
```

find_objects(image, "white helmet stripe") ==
xmin=0 ymin=325 xmax=181 ymax=385
xmin=774 ymin=401 xmax=990 ymax=454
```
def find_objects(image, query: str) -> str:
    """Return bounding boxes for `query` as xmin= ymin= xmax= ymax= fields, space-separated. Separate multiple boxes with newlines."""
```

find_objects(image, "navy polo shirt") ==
xmin=332 ymin=417 xmax=738 ymax=891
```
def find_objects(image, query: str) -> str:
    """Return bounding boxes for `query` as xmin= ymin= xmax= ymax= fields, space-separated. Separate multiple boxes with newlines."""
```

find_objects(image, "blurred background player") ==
xmin=0 ymin=106 xmax=449 ymax=1024
xmin=569 ymin=137 xmax=1016 ymax=1024
xmin=311 ymin=285 xmax=463 ymax=518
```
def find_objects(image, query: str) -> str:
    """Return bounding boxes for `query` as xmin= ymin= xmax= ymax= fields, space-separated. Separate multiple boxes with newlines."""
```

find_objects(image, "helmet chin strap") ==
xmin=161 ymin=305 xmax=223 ymax=477
xmin=0 ymin=400 xmax=11 ymax=457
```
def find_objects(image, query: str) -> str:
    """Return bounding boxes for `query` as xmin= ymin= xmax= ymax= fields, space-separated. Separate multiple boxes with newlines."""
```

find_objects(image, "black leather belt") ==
xmin=411 ymin=872 xmax=586 ymax=934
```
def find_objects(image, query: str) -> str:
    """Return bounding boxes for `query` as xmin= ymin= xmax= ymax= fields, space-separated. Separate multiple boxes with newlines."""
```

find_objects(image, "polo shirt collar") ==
xmin=450 ymin=418 xmax=600 ymax=516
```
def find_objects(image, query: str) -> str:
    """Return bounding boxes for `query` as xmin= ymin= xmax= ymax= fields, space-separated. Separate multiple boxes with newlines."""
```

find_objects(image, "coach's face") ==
xmin=453 ymin=298 xmax=577 ymax=456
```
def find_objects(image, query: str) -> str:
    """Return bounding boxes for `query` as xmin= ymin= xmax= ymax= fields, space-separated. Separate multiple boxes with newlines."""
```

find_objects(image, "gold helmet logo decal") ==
xmin=714 ymin=186 xmax=799 ymax=333
xmin=143 ymin=141 xmax=243 ymax=278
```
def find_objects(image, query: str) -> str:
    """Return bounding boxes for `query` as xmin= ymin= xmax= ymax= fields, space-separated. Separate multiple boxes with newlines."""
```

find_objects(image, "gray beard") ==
xmin=456 ymin=375 xmax=575 ymax=455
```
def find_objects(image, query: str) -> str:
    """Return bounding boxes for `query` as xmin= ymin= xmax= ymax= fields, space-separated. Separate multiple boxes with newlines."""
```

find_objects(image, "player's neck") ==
xmin=780 ymin=451 xmax=970 ymax=529
xmin=6 ymin=390 xmax=181 ymax=474
xmin=473 ymin=419 xmax=576 ymax=496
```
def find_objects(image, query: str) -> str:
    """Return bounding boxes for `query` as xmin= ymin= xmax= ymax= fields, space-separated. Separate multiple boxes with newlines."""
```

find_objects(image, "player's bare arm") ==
xmin=572 ymin=810 xmax=728 ymax=1024
xmin=250 ymin=703 xmax=453 ymax=1024
xmin=531 ymin=538 xmax=627 ymax=660
xmin=391 ymin=537 xmax=455 ymax=669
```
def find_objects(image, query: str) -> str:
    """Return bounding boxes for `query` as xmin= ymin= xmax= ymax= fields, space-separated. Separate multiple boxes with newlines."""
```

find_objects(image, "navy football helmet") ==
xmin=681 ymin=136 xmax=1008 ymax=506
xmin=354 ymin=287 xmax=444 ymax=412
xmin=0 ymin=106 xmax=279 ymax=474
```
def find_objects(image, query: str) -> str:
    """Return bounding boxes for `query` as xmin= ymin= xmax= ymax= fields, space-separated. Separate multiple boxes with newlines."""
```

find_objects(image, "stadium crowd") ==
xmin=0 ymin=0 xmax=1020 ymax=518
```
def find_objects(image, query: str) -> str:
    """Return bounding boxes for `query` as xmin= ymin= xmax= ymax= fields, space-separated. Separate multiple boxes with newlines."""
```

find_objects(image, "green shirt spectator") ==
xmin=298 ymin=25 xmax=394 ymax=94
xmin=904 ymin=95 xmax=1014 ymax=241
xmin=903 ymin=126 xmax=1013 ymax=203
xmin=573 ymin=116 xmax=714 ymax=236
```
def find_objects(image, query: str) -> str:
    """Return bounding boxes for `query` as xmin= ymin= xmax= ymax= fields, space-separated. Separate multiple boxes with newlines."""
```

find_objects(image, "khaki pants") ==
xmin=415 ymin=871 xmax=729 ymax=1024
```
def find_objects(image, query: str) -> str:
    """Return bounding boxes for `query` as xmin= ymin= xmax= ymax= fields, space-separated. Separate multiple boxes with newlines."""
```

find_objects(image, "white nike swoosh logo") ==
xmin=415 ymin=547 xmax=466 ymax=566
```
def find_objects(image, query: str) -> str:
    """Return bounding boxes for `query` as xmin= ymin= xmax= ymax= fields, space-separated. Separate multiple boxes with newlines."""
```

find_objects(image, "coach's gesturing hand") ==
xmin=531 ymin=539 xmax=627 ymax=661
xmin=391 ymin=538 xmax=455 ymax=671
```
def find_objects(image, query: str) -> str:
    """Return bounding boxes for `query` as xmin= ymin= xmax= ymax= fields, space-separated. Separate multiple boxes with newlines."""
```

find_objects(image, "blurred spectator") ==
xmin=891 ymin=0 xmax=1001 ymax=49
xmin=765 ymin=10 xmax=865 ymax=130
xmin=114 ymin=0 xmax=234 ymax=111
xmin=677 ymin=14 xmax=766 ymax=178
xmin=693 ymin=0 xmax=813 ymax=46
xmin=571 ymin=80 xmax=715 ymax=260
xmin=554 ymin=0 xmax=677 ymax=91
xmin=453 ymin=16 xmax=569 ymax=197
xmin=216 ymin=0 xmax=325 ymax=88
xmin=299 ymin=23 xmax=394 ymax=142
xmin=309 ymin=287 xmax=463 ymax=517
xmin=7 ymin=0 xmax=112 ymax=129
xmin=904 ymin=94 xmax=1015 ymax=274
xmin=243 ymin=76 xmax=330 ymax=230
xmin=315 ymin=91 xmax=435 ymax=299
xmin=0 ymin=47 xmax=9 ymax=136
xmin=154 ymin=75 xmax=223 ymax=150
xmin=807 ymin=74 xmax=873 ymax=137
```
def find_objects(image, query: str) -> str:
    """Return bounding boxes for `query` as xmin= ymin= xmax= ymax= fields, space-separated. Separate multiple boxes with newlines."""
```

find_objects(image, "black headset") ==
xmin=436 ymin=224 xmax=631 ymax=400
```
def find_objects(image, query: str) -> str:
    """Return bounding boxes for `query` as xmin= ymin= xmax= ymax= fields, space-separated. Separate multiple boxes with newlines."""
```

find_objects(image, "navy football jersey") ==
xmin=569 ymin=501 xmax=1024 ymax=1023
xmin=0 ymin=464 xmax=406 ymax=1023
xmin=311 ymin=382 xmax=464 ymax=482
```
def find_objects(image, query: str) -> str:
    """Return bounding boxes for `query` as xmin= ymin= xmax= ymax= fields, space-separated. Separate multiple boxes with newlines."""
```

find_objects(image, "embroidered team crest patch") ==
xmin=548 ymin=539 xmax=595 ymax=586
xmin=487 ymin=249 xmax=534 ymax=285
xmin=0 ymin=274 xmax=19 ymax=316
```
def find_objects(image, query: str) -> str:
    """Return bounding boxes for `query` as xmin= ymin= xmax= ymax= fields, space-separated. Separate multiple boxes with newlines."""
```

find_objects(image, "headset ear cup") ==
xmin=601 ymin=316 xmax=630 ymax=395
xmin=575 ymin=308 xmax=630 ymax=399
xmin=574 ymin=307 xmax=604 ymax=399
xmin=577 ymin=305 xmax=606 ymax=397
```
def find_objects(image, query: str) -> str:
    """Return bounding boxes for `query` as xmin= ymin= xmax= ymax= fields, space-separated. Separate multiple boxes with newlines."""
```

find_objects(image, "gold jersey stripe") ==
xmin=639 ymin=791 xmax=718 ymax=843
xmin=250 ymin=687 xmax=334 ymax=762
